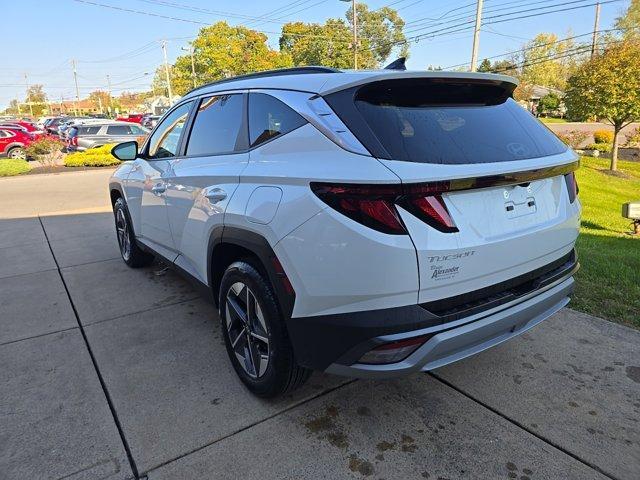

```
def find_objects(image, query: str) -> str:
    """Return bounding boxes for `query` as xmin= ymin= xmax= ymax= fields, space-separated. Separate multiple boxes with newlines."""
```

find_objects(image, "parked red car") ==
xmin=2 ymin=121 xmax=45 ymax=139
xmin=0 ymin=127 xmax=33 ymax=159
xmin=115 ymin=113 xmax=146 ymax=124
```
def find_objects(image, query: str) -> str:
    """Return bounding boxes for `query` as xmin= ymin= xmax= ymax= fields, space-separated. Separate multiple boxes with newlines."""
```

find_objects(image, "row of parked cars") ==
xmin=0 ymin=113 xmax=156 ymax=160
xmin=0 ymin=118 xmax=45 ymax=159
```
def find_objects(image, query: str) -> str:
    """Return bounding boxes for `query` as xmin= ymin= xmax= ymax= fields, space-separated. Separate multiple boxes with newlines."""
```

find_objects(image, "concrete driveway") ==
xmin=1 ymin=170 xmax=639 ymax=480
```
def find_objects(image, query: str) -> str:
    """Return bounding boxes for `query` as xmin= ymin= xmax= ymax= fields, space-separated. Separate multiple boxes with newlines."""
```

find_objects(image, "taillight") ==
xmin=71 ymin=136 xmax=78 ymax=146
xmin=358 ymin=335 xmax=432 ymax=364
xmin=310 ymin=182 xmax=458 ymax=234
xmin=564 ymin=172 xmax=578 ymax=203
xmin=400 ymin=195 xmax=458 ymax=233
xmin=310 ymin=183 xmax=405 ymax=234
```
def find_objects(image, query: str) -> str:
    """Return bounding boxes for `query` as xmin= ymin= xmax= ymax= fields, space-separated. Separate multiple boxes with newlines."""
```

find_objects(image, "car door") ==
xmin=0 ymin=130 xmax=11 ymax=154
xmin=122 ymin=100 xmax=194 ymax=260
xmin=163 ymin=92 xmax=249 ymax=283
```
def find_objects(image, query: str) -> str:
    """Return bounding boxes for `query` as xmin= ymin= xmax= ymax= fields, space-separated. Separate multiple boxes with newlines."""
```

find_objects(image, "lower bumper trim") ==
xmin=325 ymin=276 xmax=574 ymax=379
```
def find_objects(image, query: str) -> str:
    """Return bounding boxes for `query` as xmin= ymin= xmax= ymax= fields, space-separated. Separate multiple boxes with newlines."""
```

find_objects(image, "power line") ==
xmin=443 ymin=27 xmax=629 ymax=69
xmin=71 ymin=0 xmax=351 ymax=42
xmin=402 ymin=0 xmax=624 ymax=42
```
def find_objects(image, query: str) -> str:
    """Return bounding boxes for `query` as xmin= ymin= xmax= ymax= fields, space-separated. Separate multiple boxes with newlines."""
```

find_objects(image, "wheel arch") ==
xmin=109 ymin=182 xmax=124 ymax=207
xmin=208 ymin=227 xmax=294 ymax=318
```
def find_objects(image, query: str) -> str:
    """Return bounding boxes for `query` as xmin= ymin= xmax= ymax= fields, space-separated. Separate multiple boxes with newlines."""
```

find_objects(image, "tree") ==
xmin=564 ymin=40 xmax=640 ymax=170
xmin=280 ymin=3 xmax=407 ymax=69
xmin=157 ymin=22 xmax=292 ymax=97
xmin=25 ymin=84 xmax=47 ymax=116
xmin=516 ymin=33 xmax=583 ymax=90
xmin=477 ymin=58 xmax=492 ymax=72
xmin=88 ymin=90 xmax=110 ymax=113
xmin=615 ymin=0 xmax=640 ymax=38
xmin=537 ymin=92 xmax=561 ymax=116
xmin=280 ymin=20 xmax=355 ymax=69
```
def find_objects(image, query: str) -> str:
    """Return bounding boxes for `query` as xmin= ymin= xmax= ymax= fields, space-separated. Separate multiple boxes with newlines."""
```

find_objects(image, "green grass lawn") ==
xmin=540 ymin=117 xmax=569 ymax=124
xmin=0 ymin=159 xmax=31 ymax=177
xmin=573 ymin=156 xmax=640 ymax=327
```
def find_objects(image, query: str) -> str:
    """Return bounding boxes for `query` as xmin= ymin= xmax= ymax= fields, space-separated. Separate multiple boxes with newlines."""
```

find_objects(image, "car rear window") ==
xmin=329 ymin=79 xmax=567 ymax=164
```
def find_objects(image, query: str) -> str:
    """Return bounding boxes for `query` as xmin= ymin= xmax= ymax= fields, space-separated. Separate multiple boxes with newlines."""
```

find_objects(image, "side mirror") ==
xmin=111 ymin=141 xmax=138 ymax=161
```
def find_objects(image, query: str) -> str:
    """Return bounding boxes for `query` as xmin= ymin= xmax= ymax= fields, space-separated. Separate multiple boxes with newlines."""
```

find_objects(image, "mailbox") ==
xmin=622 ymin=201 xmax=640 ymax=220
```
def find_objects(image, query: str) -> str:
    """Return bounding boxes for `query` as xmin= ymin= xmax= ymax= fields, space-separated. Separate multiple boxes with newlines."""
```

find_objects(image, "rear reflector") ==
xmin=310 ymin=182 xmax=457 ymax=234
xmin=358 ymin=335 xmax=432 ymax=365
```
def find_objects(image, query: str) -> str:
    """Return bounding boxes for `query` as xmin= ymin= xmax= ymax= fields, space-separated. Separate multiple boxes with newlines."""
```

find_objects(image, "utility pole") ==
xmin=470 ymin=0 xmax=484 ymax=72
xmin=24 ymin=73 xmax=34 ymax=117
xmin=161 ymin=40 xmax=173 ymax=103
xmin=182 ymin=45 xmax=197 ymax=88
xmin=106 ymin=74 xmax=112 ymax=114
xmin=71 ymin=59 xmax=80 ymax=116
xmin=340 ymin=0 xmax=357 ymax=69
xmin=16 ymin=96 xmax=21 ymax=116
xmin=591 ymin=2 xmax=601 ymax=58
xmin=352 ymin=0 xmax=358 ymax=70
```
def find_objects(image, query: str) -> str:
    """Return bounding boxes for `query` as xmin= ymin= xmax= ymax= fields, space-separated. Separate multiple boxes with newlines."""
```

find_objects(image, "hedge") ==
xmin=65 ymin=144 xmax=121 ymax=167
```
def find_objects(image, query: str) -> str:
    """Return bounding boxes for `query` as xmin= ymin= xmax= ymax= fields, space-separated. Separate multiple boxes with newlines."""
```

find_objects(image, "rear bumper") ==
xmin=286 ymin=253 xmax=577 ymax=377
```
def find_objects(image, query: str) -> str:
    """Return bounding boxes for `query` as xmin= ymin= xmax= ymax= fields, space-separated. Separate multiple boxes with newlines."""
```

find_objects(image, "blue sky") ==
xmin=1 ymin=0 xmax=629 ymax=110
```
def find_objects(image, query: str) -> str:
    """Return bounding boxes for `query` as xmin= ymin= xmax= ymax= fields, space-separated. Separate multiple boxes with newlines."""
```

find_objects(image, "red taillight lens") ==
xmin=71 ymin=136 xmax=78 ymax=146
xmin=564 ymin=172 xmax=578 ymax=203
xmin=403 ymin=194 xmax=458 ymax=233
xmin=358 ymin=335 xmax=432 ymax=365
xmin=311 ymin=183 xmax=406 ymax=234
xmin=311 ymin=182 xmax=458 ymax=234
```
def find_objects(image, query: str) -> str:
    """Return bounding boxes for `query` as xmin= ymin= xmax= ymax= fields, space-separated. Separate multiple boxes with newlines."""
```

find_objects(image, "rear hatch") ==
xmin=324 ymin=75 xmax=580 ymax=303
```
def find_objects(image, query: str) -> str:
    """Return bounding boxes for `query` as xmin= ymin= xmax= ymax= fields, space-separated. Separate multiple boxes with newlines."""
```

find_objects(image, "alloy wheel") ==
xmin=225 ymin=282 xmax=270 ymax=378
xmin=115 ymin=208 xmax=131 ymax=261
xmin=8 ymin=148 xmax=26 ymax=160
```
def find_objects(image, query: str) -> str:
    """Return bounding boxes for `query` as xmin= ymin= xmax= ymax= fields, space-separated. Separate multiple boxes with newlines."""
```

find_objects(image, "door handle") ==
xmin=151 ymin=183 xmax=166 ymax=196
xmin=204 ymin=187 xmax=227 ymax=203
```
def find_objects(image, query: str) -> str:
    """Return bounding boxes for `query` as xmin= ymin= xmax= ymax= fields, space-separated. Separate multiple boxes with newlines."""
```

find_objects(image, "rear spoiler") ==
xmin=319 ymin=71 xmax=518 ymax=97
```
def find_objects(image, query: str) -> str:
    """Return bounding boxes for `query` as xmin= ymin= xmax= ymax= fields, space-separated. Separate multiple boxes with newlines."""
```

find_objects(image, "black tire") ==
xmin=219 ymin=260 xmax=311 ymax=398
xmin=113 ymin=197 xmax=154 ymax=268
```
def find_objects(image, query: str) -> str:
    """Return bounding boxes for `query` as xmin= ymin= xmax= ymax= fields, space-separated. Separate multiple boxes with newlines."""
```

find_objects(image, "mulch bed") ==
xmin=25 ymin=165 xmax=117 ymax=175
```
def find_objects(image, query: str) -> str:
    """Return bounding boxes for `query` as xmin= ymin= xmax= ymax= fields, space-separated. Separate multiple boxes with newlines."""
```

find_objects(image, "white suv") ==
xmin=109 ymin=67 xmax=580 ymax=397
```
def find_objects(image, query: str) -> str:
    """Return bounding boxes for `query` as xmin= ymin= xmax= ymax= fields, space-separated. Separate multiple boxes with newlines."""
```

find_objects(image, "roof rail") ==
xmin=184 ymin=66 xmax=342 ymax=96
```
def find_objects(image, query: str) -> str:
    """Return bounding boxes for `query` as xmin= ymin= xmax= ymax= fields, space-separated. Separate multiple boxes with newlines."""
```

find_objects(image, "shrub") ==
xmin=556 ymin=130 xmax=590 ymax=149
xmin=25 ymin=137 xmax=65 ymax=167
xmin=64 ymin=144 xmax=121 ymax=167
xmin=585 ymin=143 xmax=612 ymax=153
xmin=624 ymin=126 xmax=640 ymax=147
xmin=0 ymin=159 xmax=32 ymax=177
xmin=593 ymin=130 xmax=614 ymax=144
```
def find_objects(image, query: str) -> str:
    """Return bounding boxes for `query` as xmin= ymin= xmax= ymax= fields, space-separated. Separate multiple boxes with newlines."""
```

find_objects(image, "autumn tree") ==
xmin=564 ymin=40 xmax=640 ymax=170
xmin=88 ymin=90 xmax=111 ymax=113
xmin=24 ymin=84 xmax=47 ymax=116
xmin=280 ymin=3 xmax=407 ymax=69
xmin=155 ymin=22 xmax=292 ymax=97
xmin=615 ymin=0 xmax=640 ymax=38
xmin=516 ymin=33 xmax=583 ymax=90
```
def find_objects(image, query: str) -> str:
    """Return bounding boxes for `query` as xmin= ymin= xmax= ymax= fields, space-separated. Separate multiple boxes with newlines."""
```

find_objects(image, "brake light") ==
xmin=310 ymin=183 xmax=405 ymax=234
xmin=358 ymin=335 xmax=432 ymax=364
xmin=401 ymin=195 xmax=458 ymax=233
xmin=71 ymin=136 xmax=78 ymax=146
xmin=310 ymin=182 xmax=458 ymax=234
xmin=564 ymin=172 xmax=578 ymax=203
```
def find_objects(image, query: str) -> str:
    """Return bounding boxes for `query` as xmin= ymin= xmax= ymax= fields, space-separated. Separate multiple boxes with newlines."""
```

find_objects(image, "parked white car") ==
xmin=109 ymin=67 xmax=580 ymax=397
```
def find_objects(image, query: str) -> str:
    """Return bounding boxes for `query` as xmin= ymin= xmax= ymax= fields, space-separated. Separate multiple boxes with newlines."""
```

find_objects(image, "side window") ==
xmin=185 ymin=94 xmax=246 ymax=156
xmin=248 ymin=93 xmax=306 ymax=148
xmin=129 ymin=125 xmax=146 ymax=135
xmin=106 ymin=125 xmax=132 ymax=135
xmin=82 ymin=126 xmax=101 ymax=135
xmin=147 ymin=101 xmax=193 ymax=159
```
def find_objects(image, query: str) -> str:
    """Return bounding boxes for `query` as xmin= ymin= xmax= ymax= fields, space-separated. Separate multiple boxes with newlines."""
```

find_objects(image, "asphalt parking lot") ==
xmin=1 ymin=169 xmax=639 ymax=480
